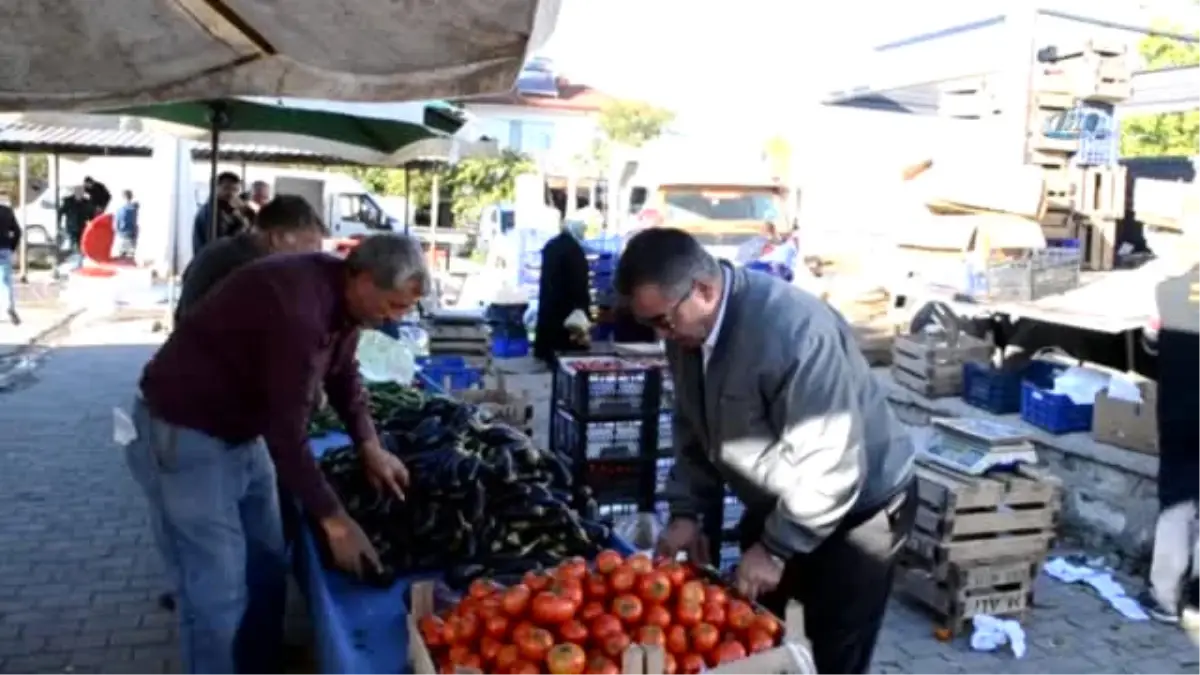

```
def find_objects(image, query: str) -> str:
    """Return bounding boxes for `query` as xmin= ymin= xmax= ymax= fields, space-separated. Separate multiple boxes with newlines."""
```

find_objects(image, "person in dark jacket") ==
xmin=58 ymin=186 xmax=94 ymax=253
xmin=83 ymin=176 xmax=112 ymax=213
xmin=193 ymin=171 xmax=248 ymax=255
xmin=0 ymin=202 xmax=21 ymax=325
xmin=534 ymin=223 xmax=592 ymax=363
xmin=1139 ymin=262 xmax=1200 ymax=624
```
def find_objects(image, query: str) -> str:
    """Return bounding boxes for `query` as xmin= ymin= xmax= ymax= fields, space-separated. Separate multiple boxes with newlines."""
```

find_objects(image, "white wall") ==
xmin=463 ymin=103 xmax=600 ymax=173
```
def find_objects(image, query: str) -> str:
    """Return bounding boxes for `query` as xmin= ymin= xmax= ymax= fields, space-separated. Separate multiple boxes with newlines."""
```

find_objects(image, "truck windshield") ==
xmin=662 ymin=189 xmax=778 ymax=221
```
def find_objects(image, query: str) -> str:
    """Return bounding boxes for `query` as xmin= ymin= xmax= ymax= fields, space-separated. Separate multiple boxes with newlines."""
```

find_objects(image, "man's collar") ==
xmin=704 ymin=265 xmax=732 ymax=351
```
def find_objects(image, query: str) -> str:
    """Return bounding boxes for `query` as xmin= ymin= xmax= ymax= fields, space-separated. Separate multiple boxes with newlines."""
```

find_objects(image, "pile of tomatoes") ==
xmin=417 ymin=550 xmax=783 ymax=674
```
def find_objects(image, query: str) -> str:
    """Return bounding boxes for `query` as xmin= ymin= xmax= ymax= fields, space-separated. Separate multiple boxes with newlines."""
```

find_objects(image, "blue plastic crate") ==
xmin=1073 ymin=103 xmax=1119 ymax=167
xmin=962 ymin=361 xmax=1026 ymax=414
xmin=584 ymin=234 xmax=624 ymax=255
xmin=491 ymin=334 xmax=529 ymax=358
xmin=416 ymin=355 xmax=484 ymax=392
xmin=1020 ymin=362 xmax=1093 ymax=434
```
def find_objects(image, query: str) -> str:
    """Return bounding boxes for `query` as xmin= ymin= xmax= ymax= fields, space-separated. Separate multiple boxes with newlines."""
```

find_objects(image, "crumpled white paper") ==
xmin=969 ymin=614 xmax=1027 ymax=658
xmin=1043 ymin=557 xmax=1150 ymax=621
xmin=1050 ymin=367 xmax=1112 ymax=405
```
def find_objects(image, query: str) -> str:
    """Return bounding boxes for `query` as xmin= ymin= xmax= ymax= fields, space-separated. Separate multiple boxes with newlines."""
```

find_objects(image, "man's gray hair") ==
xmin=344 ymin=234 xmax=430 ymax=292
xmin=614 ymin=227 xmax=720 ymax=300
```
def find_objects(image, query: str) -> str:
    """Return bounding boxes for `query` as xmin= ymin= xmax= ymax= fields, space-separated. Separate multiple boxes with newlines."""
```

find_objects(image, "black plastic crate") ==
xmin=584 ymin=458 xmax=647 ymax=503
xmin=551 ymin=408 xmax=672 ymax=460
xmin=554 ymin=356 xmax=665 ymax=418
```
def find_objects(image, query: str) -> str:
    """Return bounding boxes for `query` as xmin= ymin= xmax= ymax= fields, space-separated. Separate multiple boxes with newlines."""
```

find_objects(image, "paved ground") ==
xmin=0 ymin=318 xmax=1194 ymax=674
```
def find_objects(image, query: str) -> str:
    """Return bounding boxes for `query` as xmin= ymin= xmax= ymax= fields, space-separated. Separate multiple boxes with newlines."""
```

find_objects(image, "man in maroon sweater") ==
xmin=126 ymin=234 xmax=428 ymax=674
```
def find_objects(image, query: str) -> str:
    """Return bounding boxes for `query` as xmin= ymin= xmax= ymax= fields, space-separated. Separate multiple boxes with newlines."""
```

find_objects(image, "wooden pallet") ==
xmin=904 ymin=462 xmax=1060 ymax=572
xmin=891 ymin=333 xmax=993 ymax=398
xmin=895 ymin=559 xmax=1036 ymax=635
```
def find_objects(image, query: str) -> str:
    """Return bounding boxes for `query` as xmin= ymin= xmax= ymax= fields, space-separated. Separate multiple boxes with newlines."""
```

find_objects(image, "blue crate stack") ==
xmin=1073 ymin=102 xmax=1119 ymax=167
xmin=584 ymin=234 xmax=623 ymax=342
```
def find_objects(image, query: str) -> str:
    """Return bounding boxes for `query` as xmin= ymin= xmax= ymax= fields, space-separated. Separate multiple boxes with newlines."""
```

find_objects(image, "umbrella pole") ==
xmin=403 ymin=165 xmax=411 ymax=235
xmin=207 ymin=101 xmax=229 ymax=246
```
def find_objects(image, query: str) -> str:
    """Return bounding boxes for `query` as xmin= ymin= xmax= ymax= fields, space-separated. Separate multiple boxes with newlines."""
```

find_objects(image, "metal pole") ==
xmin=403 ymin=165 xmax=412 ymax=235
xmin=429 ymin=169 xmax=440 ymax=269
xmin=17 ymin=153 xmax=28 ymax=282
xmin=51 ymin=154 xmax=60 ymax=280
xmin=207 ymin=101 xmax=230 ymax=247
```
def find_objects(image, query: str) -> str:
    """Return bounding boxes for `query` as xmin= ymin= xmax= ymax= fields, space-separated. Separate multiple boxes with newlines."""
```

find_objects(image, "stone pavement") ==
xmin=0 ymin=320 xmax=1194 ymax=674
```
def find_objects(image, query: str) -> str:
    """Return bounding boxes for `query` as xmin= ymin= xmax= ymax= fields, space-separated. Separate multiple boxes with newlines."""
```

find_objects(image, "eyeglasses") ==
xmin=638 ymin=286 xmax=693 ymax=331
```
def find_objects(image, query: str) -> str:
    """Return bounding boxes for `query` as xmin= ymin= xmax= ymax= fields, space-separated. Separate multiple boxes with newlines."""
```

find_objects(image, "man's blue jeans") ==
xmin=123 ymin=399 xmax=288 ymax=674
xmin=0 ymin=250 xmax=15 ymax=313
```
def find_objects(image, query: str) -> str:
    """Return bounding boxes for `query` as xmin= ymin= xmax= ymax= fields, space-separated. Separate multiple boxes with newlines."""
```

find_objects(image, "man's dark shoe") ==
xmin=7 ymin=309 xmax=19 ymax=326
xmin=1138 ymin=589 xmax=1180 ymax=624
xmin=158 ymin=592 xmax=176 ymax=612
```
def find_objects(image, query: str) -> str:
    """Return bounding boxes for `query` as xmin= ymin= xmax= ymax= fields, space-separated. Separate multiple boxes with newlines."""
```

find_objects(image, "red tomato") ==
xmin=746 ymin=627 xmax=774 ymax=653
xmin=547 ymin=642 xmax=587 ymax=675
xmin=595 ymin=549 xmax=624 ymax=575
xmin=579 ymin=601 xmax=605 ymax=623
xmin=436 ymin=657 xmax=455 ymax=674
xmin=637 ymin=571 xmax=673 ymax=605
xmin=590 ymin=614 xmax=624 ymax=641
xmin=502 ymin=584 xmax=532 ymax=617
xmin=447 ymin=644 xmax=472 ymax=665
xmin=494 ymin=644 xmax=520 ymax=672
xmin=550 ymin=579 xmax=585 ymax=609
xmin=533 ymin=591 xmax=578 ymax=625
xmin=456 ymin=614 xmax=480 ymax=643
xmin=627 ymin=552 xmax=654 ymax=575
xmin=679 ymin=653 xmax=705 ymax=674
xmin=477 ymin=595 xmax=502 ymax=621
xmin=469 ymin=578 xmax=500 ymax=599
xmin=418 ymin=615 xmax=445 ymax=648
xmin=585 ymin=573 xmax=609 ymax=601
xmin=690 ymin=622 xmax=720 ymax=654
xmin=479 ymin=635 xmax=502 ymax=664
xmin=485 ymin=614 xmax=510 ymax=639
xmin=643 ymin=604 xmax=672 ymax=628
xmin=636 ymin=625 xmax=666 ymax=648
xmin=611 ymin=594 xmax=644 ymax=625
xmin=705 ymin=584 xmax=729 ymax=607
xmin=675 ymin=601 xmax=702 ymax=627
xmin=523 ymin=571 xmax=551 ymax=592
xmin=659 ymin=562 xmax=687 ymax=589
xmin=442 ymin=616 xmax=463 ymax=645
xmin=600 ymin=631 xmax=631 ymax=660
xmin=557 ymin=557 xmax=589 ymax=582
xmin=752 ymin=613 xmax=782 ymax=639
xmin=586 ymin=654 xmax=620 ymax=675
xmin=509 ymin=660 xmax=541 ymax=674
xmin=725 ymin=600 xmax=755 ymax=632
xmin=678 ymin=580 xmax=706 ymax=606
xmin=663 ymin=652 xmax=678 ymax=675
xmin=665 ymin=625 xmax=689 ymax=655
xmin=713 ymin=640 xmax=748 ymax=665
xmin=458 ymin=653 xmax=482 ymax=670
xmin=609 ymin=566 xmax=637 ymax=595
xmin=702 ymin=602 xmax=726 ymax=628
xmin=517 ymin=627 xmax=555 ymax=663
xmin=559 ymin=619 xmax=588 ymax=644
xmin=512 ymin=620 xmax=536 ymax=644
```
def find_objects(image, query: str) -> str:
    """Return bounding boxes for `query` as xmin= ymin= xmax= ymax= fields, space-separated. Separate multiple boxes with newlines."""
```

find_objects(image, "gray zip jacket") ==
xmin=664 ymin=263 xmax=914 ymax=557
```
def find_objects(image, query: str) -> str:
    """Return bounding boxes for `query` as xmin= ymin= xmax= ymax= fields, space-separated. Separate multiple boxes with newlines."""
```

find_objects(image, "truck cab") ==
xmin=631 ymin=182 xmax=785 ymax=262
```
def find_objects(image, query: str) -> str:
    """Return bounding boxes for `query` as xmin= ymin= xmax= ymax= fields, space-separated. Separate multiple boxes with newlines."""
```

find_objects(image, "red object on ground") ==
xmin=75 ymin=213 xmax=136 ymax=277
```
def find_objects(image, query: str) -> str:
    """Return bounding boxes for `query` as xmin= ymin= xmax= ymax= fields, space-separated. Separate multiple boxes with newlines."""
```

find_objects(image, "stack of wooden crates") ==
xmin=1027 ymin=38 xmax=1132 ymax=270
xmin=898 ymin=460 xmax=1061 ymax=635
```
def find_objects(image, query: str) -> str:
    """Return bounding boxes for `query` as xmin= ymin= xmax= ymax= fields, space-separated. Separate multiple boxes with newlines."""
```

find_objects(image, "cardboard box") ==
xmin=1091 ymin=377 xmax=1158 ymax=455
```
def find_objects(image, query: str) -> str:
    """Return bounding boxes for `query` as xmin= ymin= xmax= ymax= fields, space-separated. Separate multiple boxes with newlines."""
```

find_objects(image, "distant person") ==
xmin=533 ymin=220 xmax=591 ymax=363
xmin=58 ymin=186 xmax=93 ymax=253
xmin=0 ymin=201 xmax=21 ymax=325
xmin=176 ymin=195 xmax=325 ymax=325
xmin=112 ymin=190 xmax=139 ymax=260
xmin=83 ymin=175 xmax=112 ymax=213
xmin=193 ymin=172 xmax=247 ymax=254
xmin=238 ymin=180 xmax=272 ymax=225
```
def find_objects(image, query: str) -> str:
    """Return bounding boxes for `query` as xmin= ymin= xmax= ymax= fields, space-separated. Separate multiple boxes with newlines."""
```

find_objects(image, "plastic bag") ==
xmin=564 ymin=309 xmax=591 ymax=331
xmin=357 ymin=329 xmax=418 ymax=383
xmin=615 ymin=512 xmax=663 ymax=553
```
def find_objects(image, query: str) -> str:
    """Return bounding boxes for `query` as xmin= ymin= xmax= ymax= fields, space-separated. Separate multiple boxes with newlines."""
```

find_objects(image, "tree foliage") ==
xmin=597 ymin=101 xmax=675 ymax=149
xmin=1119 ymin=20 xmax=1200 ymax=157
xmin=444 ymin=149 xmax=536 ymax=222
xmin=0 ymin=153 xmax=49 ymax=205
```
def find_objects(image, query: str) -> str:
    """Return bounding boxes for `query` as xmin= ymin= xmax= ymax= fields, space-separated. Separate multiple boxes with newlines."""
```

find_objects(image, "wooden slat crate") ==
xmin=904 ymin=462 xmax=1060 ymax=573
xmin=896 ymin=558 xmax=1038 ymax=634
xmin=891 ymin=333 xmax=993 ymax=398
xmin=1031 ymin=90 xmax=1077 ymax=111
xmin=1027 ymin=148 xmax=1071 ymax=169
xmin=1079 ymin=166 xmax=1128 ymax=221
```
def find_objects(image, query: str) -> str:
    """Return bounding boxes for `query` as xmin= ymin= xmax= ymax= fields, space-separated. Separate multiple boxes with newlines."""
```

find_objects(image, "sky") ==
xmin=538 ymin=0 xmax=1197 ymax=136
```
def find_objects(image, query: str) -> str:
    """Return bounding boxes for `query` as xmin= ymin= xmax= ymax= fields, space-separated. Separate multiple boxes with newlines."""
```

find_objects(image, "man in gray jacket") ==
xmin=615 ymin=228 xmax=916 ymax=674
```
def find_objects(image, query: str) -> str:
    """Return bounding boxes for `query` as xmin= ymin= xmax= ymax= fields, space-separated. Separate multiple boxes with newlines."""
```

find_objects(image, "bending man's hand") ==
xmin=361 ymin=442 xmax=409 ymax=501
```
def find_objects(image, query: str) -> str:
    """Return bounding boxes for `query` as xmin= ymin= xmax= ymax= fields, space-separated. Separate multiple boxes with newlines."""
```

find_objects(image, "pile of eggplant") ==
xmin=313 ymin=384 xmax=611 ymax=588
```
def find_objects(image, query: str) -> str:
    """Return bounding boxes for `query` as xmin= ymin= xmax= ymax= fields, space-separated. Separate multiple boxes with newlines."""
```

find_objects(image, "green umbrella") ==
xmin=102 ymin=97 xmax=468 ymax=243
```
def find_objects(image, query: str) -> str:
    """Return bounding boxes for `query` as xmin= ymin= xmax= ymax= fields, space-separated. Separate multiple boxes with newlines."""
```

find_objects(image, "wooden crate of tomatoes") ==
xmin=409 ymin=550 xmax=816 ymax=674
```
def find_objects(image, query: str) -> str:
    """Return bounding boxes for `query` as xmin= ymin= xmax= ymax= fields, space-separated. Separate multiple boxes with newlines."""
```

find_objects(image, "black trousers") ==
xmin=737 ymin=481 xmax=917 ymax=675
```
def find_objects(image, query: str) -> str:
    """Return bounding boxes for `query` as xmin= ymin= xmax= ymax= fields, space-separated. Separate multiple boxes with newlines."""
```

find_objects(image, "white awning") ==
xmin=0 ymin=0 xmax=561 ymax=111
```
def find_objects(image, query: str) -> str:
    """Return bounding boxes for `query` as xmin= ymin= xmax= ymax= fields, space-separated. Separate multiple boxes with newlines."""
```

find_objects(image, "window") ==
xmin=338 ymin=193 xmax=386 ymax=230
xmin=506 ymin=120 xmax=555 ymax=153
xmin=662 ymin=189 xmax=779 ymax=221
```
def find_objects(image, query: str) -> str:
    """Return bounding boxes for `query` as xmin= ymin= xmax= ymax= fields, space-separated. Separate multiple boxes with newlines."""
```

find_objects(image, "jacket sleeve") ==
xmin=566 ymin=241 xmax=592 ymax=314
xmin=745 ymin=329 xmax=866 ymax=557
xmin=192 ymin=205 xmax=209 ymax=254
xmin=323 ymin=329 xmax=378 ymax=450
